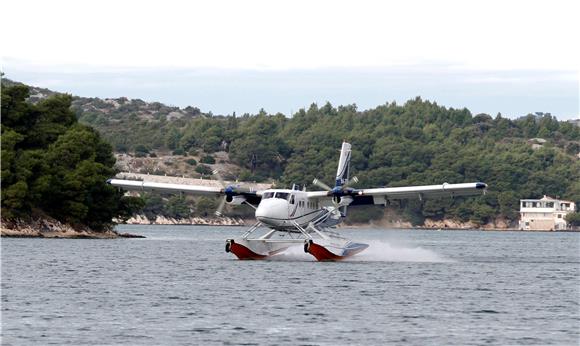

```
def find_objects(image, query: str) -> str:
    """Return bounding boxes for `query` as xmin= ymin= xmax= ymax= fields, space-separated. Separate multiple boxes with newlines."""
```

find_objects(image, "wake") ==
xmin=266 ymin=240 xmax=452 ymax=263
xmin=347 ymin=240 xmax=452 ymax=263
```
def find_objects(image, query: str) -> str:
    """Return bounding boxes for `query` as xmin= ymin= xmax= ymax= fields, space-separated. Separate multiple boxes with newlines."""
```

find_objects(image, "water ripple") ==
xmin=1 ymin=225 xmax=578 ymax=346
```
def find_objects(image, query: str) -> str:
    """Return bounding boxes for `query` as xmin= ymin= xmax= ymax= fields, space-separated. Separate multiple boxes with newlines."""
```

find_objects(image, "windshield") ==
xmin=262 ymin=192 xmax=274 ymax=199
xmin=275 ymin=192 xmax=289 ymax=200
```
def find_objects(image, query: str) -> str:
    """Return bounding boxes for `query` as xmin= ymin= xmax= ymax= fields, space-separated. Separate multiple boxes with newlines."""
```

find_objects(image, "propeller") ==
xmin=215 ymin=195 xmax=227 ymax=217
xmin=213 ymin=169 xmax=229 ymax=217
xmin=312 ymin=176 xmax=359 ymax=218
xmin=312 ymin=178 xmax=333 ymax=192
xmin=312 ymin=176 xmax=359 ymax=193
xmin=212 ymin=169 xmax=248 ymax=217
xmin=347 ymin=176 xmax=359 ymax=187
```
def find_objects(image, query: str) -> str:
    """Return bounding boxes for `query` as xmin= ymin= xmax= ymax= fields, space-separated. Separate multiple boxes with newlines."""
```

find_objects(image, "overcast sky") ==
xmin=2 ymin=0 xmax=579 ymax=119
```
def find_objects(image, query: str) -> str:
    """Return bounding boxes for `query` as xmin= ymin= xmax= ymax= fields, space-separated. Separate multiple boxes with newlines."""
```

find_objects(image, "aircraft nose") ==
xmin=255 ymin=198 xmax=288 ymax=221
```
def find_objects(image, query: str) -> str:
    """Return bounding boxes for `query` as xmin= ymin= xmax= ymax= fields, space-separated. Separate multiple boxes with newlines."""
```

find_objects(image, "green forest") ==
xmin=81 ymin=96 xmax=580 ymax=226
xmin=1 ymin=85 xmax=142 ymax=230
xmin=2 ymin=79 xmax=580 ymax=228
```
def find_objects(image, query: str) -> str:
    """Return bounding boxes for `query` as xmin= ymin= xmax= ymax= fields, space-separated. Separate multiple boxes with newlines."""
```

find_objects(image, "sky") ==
xmin=2 ymin=0 xmax=579 ymax=119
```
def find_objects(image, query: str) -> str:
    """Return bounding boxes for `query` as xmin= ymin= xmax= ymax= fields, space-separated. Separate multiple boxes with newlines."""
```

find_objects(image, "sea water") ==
xmin=2 ymin=226 xmax=579 ymax=345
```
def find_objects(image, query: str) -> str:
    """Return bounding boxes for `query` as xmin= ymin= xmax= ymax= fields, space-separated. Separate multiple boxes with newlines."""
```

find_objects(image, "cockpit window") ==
xmin=263 ymin=192 xmax=274 ymax=199
xmin=275 ymin=192 xmax=289 ymax=200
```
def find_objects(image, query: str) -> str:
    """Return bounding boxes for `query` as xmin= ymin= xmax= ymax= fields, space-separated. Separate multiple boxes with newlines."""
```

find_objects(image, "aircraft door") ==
xmin=288 ymin=193 xmax=297 ymax=218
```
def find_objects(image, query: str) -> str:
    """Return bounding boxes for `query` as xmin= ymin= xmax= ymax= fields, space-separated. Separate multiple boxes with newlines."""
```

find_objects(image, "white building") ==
xmin=519 ymin=196 xmax=576 ymax=231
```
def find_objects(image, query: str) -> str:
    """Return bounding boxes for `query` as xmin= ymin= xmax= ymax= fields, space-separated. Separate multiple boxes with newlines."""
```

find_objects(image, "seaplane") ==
xmin=108 ymin=142 xmax=487 ymax=261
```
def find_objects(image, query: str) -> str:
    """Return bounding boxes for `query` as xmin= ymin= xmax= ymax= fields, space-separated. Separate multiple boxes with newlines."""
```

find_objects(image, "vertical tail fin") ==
xmin=335 ymin=142 xmax=352 ymax=187
xmin=336 ymin=142 xmax=352 ymax=217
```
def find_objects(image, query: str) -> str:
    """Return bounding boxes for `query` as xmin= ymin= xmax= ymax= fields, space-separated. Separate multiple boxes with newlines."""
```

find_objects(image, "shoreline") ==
xmin=3 ymin=217 xmax=576 ymax=238
xmin=1 ymin=218 xmax=145 ymax=239
xmin=0 ymin=229 xmax=145 ymax=239
xmin=1 ymin=227 xmax=146 ymax=239
xmin=115 ymin=223 xmax=579 ymax=233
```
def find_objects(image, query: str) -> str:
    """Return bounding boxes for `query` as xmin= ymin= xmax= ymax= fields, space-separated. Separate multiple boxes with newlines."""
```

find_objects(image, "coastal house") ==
xmin=567 ymin=118 xmax=580 ymax=127
xmin=519 ymin=196 xmax=576 ymax=231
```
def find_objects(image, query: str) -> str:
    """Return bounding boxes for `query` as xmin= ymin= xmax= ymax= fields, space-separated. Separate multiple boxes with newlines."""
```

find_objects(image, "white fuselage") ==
xmin=255 ymin=189 xmax=328 ymax=229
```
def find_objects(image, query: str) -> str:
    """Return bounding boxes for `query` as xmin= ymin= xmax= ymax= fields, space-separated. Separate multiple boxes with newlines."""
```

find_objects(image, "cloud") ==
xmin=3 ymin=59 xmax=577 ymax=120
xmin=2 ymin=0 xmax=579 ymax=70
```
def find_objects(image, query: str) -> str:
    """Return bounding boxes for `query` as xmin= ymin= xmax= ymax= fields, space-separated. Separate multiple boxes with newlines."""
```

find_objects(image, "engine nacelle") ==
xmin=226 ymin=195 xmax=246 ymax=205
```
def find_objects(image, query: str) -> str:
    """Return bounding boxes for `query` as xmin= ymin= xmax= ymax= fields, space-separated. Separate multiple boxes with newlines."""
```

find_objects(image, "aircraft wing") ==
xmin=107 ymin=179 xmax=224 ymax=196
xmin=357 ymin=182 xmax=487 ymax=204
xmin=306 ymin=182 xmax=487 ymax=205
xmin=107 ymin=178 xmax=264 ymax=204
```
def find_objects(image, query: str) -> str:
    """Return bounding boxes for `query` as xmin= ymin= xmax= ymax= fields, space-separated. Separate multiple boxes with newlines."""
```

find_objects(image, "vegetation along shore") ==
xmin=1 ymin=77 xmax=579 ymax=235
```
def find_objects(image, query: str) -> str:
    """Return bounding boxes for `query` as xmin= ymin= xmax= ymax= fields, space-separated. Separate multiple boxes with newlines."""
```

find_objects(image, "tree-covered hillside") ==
xmin=1 ymin=84 xmax=142 ymax=229
xmin=98 ymin=100 xmax=579 ymax=226
xmin=4 ymin=78 xmax=579 ymax=226
xmin=258 ymin=102 xmax=579 ymax=225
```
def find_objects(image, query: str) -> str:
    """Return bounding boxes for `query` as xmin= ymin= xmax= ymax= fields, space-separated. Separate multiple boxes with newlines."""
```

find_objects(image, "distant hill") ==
xmin=1 ymin=78 xmax=210 ymax=154
xmin=3 ymin=77 xmax=579 ymax=227
xmin=2 ymin=78 xmax=205 ymax=119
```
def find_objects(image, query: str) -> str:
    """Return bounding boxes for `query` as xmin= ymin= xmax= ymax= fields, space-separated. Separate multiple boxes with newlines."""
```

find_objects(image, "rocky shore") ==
xmin=1 ymin=214 xmax=529 ymax=238
xmin=421 ymin=218 xmax=513 ymax=230
xmin=123 ymin=214 xmax=514 ymax=230
xmin=1 ymin=218 xmax=145 ymax=239
xmin=121 ymin=214 xmax=247 ymax=226
xmin=343 ymin=215 xmax=515 ymax=230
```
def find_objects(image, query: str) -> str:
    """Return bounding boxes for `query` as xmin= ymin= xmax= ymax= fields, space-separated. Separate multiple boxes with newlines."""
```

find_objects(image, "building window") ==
xmin=557 ymin=214 xmax=562 ymax=218
xmin=546 ymin=202 xmax=554 ymax=208
xmin=532 ymin=202 xmax=537 ymax=207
